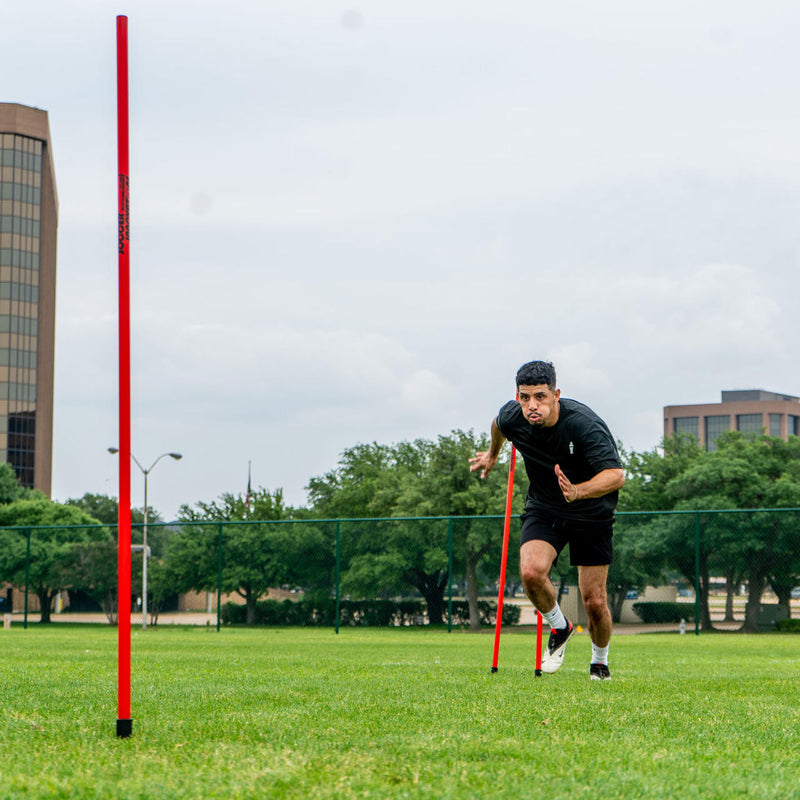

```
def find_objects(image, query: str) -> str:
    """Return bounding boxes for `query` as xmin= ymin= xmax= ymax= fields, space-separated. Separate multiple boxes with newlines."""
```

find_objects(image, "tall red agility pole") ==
xmin=116 ymin=14 xmax=133 ymax=739
xmin=491 ymin=447 xmax=516 ymax=673
xmin=491 ymin=445 xmax=543 ymax=675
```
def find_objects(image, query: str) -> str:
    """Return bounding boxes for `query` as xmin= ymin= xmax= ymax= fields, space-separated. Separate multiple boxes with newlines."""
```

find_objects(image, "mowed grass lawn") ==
xmin=2 ymin=624 xmax=799 ymax=799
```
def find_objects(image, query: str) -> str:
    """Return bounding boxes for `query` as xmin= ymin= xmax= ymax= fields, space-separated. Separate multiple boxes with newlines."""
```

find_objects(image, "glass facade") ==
xmin=769 ymin=413 xmax=782 ymax=437
xmin=789 ymin=416 xmax=800 ymax=437
xmin=0 ymin=132 xmax=41 ymax=487
xmin=705 ymin=415 xmax=730 ymax=452
xmin=674 ymin=416 xmax=699 ymax=440
xmin=736 ymin=413 xmax=763 ymax=435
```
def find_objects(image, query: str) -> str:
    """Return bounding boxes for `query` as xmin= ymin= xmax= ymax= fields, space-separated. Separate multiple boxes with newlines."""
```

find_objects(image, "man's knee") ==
xmin=520 ymin=560 xmax=549 ymax=589
xmin=582 ymin=590 xmax=609 ymax=619
xmin=520 ymin=541 xmax=557 ymax=590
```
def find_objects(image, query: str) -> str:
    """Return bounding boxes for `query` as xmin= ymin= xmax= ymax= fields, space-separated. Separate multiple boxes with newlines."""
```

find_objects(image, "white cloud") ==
xmin=546 ymin=343 xmax=612 ymax=395
xmin=397 ymin=369 xmax=449 ymax=415
xmin=620 ymin=263 xmax=782 ymax=356
xmin=7 ymin=0 xmax=794 ymax=518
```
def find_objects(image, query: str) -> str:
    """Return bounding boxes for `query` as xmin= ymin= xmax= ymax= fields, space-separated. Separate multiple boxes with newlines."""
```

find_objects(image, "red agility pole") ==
xmin=490 ymin=441 xmax=544 ymax=675
xmin=535 ymin=609 xmax=543 ymax=676
xmin=116 ymin=14 xmax=133 ymax=739
xmin=491 ymin=446 xmax=516 ymax=673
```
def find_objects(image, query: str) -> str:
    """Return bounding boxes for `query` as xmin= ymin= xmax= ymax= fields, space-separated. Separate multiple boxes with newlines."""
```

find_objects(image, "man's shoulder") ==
xmin=497 ymin=399 xmax=522 ymax=424
xmin=559 ymin=398 xmax=619 ymax=448
xmin=560 ymin=398 xmax=608 ymax=428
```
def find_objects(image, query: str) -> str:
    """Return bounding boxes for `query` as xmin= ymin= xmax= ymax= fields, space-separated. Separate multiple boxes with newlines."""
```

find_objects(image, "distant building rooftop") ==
xmin=663 ymin=389 xmax=800 ymax=451
xmin=720 ymin=390 xmax=800 ymax=403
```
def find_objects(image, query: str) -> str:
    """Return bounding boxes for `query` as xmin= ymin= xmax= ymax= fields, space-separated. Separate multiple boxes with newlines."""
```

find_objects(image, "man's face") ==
xmin=518 ymin=384 xmax=560 ymax=427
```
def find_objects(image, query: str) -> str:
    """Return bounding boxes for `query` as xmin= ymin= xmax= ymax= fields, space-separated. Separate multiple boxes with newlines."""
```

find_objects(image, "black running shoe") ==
xmin=589 ymin=663 xmax=611 ymax=681
xmin=540 ymin=619 xmax=574 ymax=674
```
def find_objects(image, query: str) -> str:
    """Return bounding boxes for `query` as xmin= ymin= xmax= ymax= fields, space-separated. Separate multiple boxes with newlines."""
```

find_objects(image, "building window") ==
xmin=789 ymin=416 xmax=800 ymax=437
xmin=7 ymin=411 xmax=35 ymax=487
xmin=0 ymin=130 xmax=44 ymax=489
xmin=674 ymin=417 xmax=699 ymax=440
xmin=736 ymin=414 xmax=763 ymax=435
xmin=705 ymin=415 xmax=731 ymax=452
xmin=769 ymin=414 xmax=782 ymax=437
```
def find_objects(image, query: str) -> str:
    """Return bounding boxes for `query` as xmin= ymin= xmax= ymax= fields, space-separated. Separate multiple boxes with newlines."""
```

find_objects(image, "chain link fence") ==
xmin=1 ymin=509 xmax=799 ymax=632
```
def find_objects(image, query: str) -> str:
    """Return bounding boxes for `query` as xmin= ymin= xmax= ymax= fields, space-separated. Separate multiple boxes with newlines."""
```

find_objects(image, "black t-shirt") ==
xmin=496 ymin=397 xmax=622 ymax=521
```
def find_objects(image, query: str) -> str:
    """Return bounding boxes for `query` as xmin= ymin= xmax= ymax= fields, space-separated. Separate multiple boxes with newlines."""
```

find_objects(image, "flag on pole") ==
xmin=245 ymin=461 xmax=252 ymax=511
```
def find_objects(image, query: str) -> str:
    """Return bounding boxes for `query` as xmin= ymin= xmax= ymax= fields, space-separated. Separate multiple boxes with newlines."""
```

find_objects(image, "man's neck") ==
xmin=543 ymin=399 xmax=561 ymax=428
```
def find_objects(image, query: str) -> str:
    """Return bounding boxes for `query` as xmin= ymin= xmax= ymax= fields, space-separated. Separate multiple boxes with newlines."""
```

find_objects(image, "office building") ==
xmin=0 ymin=103 xmax=57 ymax=494
xmin=664 ymin=390 xmax=800 ymax=452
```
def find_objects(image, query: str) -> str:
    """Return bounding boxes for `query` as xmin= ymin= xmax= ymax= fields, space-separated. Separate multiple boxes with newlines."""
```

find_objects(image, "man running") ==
xmin=469 ymin=360 xmax=624 ymax=680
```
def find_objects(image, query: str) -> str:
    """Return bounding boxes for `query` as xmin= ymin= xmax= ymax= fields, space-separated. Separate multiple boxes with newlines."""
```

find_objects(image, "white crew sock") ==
xmin=542 ymin=603 xmax=567 ymax=630
xmin=591 ymin=643 xmax=609 ymax=666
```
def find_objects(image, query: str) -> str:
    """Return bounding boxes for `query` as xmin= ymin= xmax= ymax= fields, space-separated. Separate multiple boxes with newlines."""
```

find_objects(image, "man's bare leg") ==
xmin=521 ymin=540 xmax=574 ymax=673
xmin=577 ymin=564 xmax=612 ymax=647
xmin=578 ymin=564 xmax=613 ymax=680
xmin=519 ymin=539 xmax=558 ymax=612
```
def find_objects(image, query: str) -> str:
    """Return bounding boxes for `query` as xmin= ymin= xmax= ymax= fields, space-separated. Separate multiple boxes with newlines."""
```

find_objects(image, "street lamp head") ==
xmin=168 ymin=453 xmax=183 ymax=460
xmin=108 ymin=447 xmax=119 ymax=455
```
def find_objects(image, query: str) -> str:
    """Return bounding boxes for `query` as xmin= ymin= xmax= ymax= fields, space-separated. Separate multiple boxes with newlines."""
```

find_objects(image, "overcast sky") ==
xmin=3 ymin=1 xmax=799 ymax=518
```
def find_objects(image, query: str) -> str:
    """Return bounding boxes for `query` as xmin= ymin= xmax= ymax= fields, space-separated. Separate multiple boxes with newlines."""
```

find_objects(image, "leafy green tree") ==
xmin=63 ymin=493 xmax=169 ymax=556
xmin=618 ymin=434 xmax=704 ymax=512
xmin=178 ymin=486 xmax=288 ymax=524
xmin=666 ymin=432 xmax=800 ymax=631
xmin=308 ymin=431 xmax=524 ymax=628
xmin=603 ymin=438 xmax=706 ymax=622
xmin=56 ymin=539 xmax=118 ymax=623
xmin=144 ymin=556 xmax=182 ymax=626
xmin=63 ymin=492 xmax=176 ymax=622
xmin=339 ymin=517 xmax=451 ymax=623
xmin=169 ymin=487 xmax=329 ymax=624
xmin=393 ymin=430 xmax=522 ymax=629
xmin=64 ymin=493 xmax=144 ymax=525
xmin=308 ymin=440 xmax=445 ymax=619
xmin=632 ymin=495 xmax=734 ymax=630
xmin=306 ymin=442 xmax=409 ymax=518
xmin=606 ymin=513 xmax=668 ymax=623
xmin=0 ymin=462 xmax=38 ymax=505
xmin=617 ymin=432 xmax=800 ymax=630
xmin=0 ymin=499 xmax=107 ymax=623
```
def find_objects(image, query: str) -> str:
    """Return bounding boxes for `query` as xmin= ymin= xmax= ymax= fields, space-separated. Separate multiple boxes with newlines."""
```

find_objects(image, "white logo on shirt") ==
xmin=569 ymin=442 xmax=574 ymax=455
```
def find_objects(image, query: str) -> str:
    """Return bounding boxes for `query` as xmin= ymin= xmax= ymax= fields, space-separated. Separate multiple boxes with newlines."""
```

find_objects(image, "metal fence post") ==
xmin=216 ymin=523 xmax=223 ymax=632
xmin=694 ymin=512 xmax=701 ymax=636
xmin=447 ymin=518 xmax=453 ymax=633
xmin=335 ymin=520 xmax=341 ymax=634
xmin=23 ymin=528 xmax=31 ymax=629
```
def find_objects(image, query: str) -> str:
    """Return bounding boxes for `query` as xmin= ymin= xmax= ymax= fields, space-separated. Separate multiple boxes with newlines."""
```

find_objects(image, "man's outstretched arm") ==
xmin=555 ymin=465 xmax=625 ymax=503
xmin=468 ymin=418 xmax=507 ymax=479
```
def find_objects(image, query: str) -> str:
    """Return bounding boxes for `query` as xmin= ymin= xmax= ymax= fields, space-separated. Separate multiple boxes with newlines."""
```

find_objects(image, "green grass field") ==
xmin=2 ymin=624 xmax=799 ymax=799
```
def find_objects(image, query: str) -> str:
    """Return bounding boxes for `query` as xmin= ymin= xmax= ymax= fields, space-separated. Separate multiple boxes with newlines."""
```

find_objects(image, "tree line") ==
xmin=1 ymin=429 xmax=799 ymax=631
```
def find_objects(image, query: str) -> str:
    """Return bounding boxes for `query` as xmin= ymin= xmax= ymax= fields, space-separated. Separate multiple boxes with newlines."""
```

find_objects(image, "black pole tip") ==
xmin=491 ymin=666 xmax=498 ymax=673
xmin=116 ymin=718 xmax=133 ymax=738
xmin=535 ymin=669 xmax=542 ymax=677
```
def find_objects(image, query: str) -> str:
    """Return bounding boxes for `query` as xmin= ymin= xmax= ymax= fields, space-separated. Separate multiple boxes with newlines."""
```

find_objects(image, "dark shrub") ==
xmin=632 ymin=601 xmax=688 ymax=624
xmin=221 ymin=597 xmax=521 ymax=627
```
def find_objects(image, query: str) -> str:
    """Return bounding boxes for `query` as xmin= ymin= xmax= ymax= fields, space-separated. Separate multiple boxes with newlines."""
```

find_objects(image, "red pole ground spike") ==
xmin=116 ymin=13 xmax=133 ymax=739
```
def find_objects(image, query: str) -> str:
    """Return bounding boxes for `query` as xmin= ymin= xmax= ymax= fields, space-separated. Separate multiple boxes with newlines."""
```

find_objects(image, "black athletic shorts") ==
xmin=520 ymin=506 xmax=613 ymax=567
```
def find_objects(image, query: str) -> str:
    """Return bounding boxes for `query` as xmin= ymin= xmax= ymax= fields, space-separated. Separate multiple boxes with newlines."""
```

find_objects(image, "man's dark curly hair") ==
xmin=515 ymin=360 xmax=556 ymax=390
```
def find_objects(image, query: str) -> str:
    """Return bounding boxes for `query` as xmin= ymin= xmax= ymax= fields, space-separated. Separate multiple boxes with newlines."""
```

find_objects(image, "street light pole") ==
xmin=109 ymin=448 xmax=182 ymax=629
xmin=142 ymin=460 xmax=149 ymax=630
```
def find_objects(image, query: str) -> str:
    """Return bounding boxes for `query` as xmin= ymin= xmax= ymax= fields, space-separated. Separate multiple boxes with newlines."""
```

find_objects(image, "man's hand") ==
xmin=555 ymin=465 xmax=625 ymax=503
xmin=469 ymin=450 xmax=498 ymax=480
xmin=555 ymin=464 xmax=579 ymax=503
